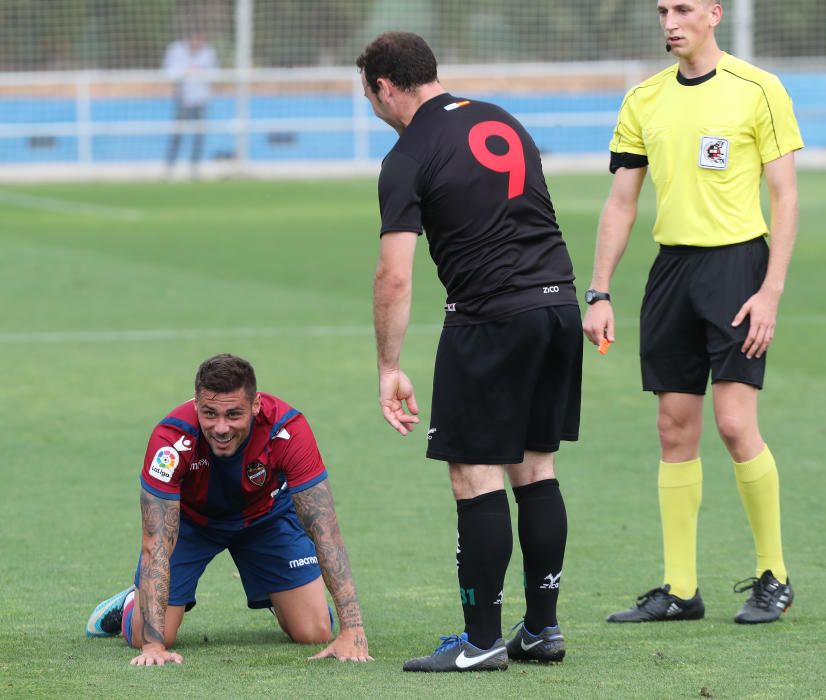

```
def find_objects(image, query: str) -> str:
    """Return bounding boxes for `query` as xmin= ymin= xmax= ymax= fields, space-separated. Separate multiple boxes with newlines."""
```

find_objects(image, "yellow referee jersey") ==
xmin=610 ymin=52 xmax=804 ymax=246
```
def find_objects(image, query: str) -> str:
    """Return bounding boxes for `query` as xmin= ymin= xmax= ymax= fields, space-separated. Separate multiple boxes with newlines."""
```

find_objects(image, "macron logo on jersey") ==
xmin=173 ymin=435 xmax=192 ymax=452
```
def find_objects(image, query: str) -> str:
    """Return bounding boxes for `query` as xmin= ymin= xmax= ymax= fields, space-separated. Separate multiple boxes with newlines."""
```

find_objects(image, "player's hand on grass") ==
xmin=130 ymin=644 xmax=183 ymax=666
xmin=309 ymin=627 xmax=373 ymax=662
xmin=583 ymin=301 xmax=615 ymax=347
xmin=378 ymin=368 xmax=419 ymax=435
xmin=732 ymin=288 xmax=779 ymax=359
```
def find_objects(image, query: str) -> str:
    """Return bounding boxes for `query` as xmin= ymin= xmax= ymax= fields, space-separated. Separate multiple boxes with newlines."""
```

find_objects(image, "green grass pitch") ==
xmin=1 ymin=172 xmax=824 ymax=698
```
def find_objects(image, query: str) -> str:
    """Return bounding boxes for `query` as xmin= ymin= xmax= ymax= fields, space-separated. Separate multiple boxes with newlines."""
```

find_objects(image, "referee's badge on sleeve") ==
xmin=699 ymin=136 xmax=729 ymax=170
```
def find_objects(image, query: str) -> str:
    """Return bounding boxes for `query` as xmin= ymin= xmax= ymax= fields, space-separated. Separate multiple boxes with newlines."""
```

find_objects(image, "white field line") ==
xmin=0 ymin=189 xmax=143 ymax=221
xmin=0 ymin=316 xmax=821 ymax=345
xmin=0 ymin=324 xmax=438 ymax=345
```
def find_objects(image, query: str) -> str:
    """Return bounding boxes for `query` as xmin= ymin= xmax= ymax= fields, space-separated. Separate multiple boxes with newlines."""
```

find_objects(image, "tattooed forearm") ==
xmin=138 ymin=488 xmax=180 ymax=646
xmin=292 ymin=480 xmax=364 ymax=630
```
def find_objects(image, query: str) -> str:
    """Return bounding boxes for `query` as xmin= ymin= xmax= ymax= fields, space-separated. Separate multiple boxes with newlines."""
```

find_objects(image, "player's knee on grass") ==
xmin=271 ymin=603 xmax=332 ymax=644
xmin=268 ymin=577 xmax=332 ymax=644
xmin=277 ymin=606 xmax=333 ymax=644
xmin=285 ymin=615 xmax=333 ymax=645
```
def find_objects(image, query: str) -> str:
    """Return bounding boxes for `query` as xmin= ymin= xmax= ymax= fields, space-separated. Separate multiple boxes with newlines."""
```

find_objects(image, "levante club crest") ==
xmin=245 ymin=461 xmax=267 ymax=487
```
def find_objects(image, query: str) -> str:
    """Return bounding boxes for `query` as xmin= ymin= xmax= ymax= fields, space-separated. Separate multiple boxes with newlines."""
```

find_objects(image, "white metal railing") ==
xmin=0 ymin=58 xmax=824 ymax=179
xmin=0 ymin=62 xmax=648 ymax=171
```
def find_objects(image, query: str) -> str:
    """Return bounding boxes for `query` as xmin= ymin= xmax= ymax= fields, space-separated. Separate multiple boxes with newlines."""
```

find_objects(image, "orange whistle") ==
xmin=598 ymin=339 xmax=612 ymax=355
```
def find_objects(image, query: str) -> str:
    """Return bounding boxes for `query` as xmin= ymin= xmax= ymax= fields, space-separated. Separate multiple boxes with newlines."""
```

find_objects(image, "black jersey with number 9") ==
xmin=378 ymin=92 xmax=576 ymax=326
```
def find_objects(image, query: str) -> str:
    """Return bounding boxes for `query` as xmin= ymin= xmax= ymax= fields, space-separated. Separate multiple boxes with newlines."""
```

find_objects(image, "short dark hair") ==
xmin=356 ymin=32 xmax=438 ymax=95
xmin=195 ymin=354 xmax=257 ymax=400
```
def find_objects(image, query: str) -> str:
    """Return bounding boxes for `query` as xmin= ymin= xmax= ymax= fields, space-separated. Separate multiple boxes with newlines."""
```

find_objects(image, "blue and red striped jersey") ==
xmin=140 ymin=393 xmax=327 ymax=530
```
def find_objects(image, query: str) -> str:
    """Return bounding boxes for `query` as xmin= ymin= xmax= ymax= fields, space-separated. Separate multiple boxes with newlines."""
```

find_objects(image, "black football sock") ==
xmin=456 ymin=489 xmax=512 ymax=649
xmin=513 ymin=478 xmax=567 ymax=631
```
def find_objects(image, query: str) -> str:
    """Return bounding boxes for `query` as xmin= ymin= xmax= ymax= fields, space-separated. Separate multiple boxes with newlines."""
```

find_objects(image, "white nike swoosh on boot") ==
xmin=455 ymin=645 xmax=504 ymax=669
xmin=521 ymin=638 xmax=543 ymax=651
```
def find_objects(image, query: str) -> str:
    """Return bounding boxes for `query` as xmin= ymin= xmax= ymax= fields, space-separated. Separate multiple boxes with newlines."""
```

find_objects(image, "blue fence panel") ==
xmin=0 ymin=79 xmax=822 ymax=165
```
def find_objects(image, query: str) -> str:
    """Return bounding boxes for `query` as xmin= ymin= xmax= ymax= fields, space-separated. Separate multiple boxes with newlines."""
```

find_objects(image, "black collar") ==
xmin=676 ymin=68 xmax=716 ymax=86
xmin=409 ymin=92 xmax=455 ymax=126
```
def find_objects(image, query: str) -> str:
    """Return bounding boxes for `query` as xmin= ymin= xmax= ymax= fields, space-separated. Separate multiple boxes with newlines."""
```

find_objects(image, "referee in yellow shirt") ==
xmin=583 ymin=0 xmax=802 ymax=624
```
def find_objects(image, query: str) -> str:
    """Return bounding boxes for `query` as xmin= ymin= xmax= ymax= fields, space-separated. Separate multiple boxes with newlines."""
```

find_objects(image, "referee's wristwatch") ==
xmin=584 ymin=289 xmax=611 ymax=305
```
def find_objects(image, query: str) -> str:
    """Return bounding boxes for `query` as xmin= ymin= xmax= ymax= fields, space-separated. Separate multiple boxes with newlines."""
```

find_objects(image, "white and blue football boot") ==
xmin=86 ymin=585 xmax=135 ymax=638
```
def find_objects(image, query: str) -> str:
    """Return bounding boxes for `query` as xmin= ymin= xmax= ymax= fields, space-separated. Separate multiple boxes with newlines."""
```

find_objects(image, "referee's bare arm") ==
xmin=583 ymin=166 xmax=647 ymax=346
xmin=732 ymin=151 xmax=799 ymax=359
xmin=373 ymin=231 xmax=420 ymax=435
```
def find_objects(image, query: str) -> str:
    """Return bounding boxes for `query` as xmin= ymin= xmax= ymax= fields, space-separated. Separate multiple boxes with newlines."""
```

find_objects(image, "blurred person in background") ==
xmin=163 ymin=31 xmax=218 ymax=178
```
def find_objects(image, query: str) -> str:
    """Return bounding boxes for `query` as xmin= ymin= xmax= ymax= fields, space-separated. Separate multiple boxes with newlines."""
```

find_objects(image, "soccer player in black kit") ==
xmin=357 ymin=32 xmax=583 ymax=672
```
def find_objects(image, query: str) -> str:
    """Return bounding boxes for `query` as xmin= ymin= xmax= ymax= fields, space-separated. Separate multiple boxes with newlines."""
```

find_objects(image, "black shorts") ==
xmin=640 ymin=236 xmax=768 ymax=394
xmin=426 ymin=304 xmax=582 ymax=464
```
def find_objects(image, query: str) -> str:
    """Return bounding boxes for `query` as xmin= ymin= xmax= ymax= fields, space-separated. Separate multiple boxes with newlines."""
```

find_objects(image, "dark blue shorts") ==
xmin=134 ymin=502 xmax=321 ymax=610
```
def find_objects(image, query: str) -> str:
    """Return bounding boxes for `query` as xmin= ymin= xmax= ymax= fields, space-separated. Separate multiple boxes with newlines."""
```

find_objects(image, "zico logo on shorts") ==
xmin=150 ymin=446 xmax=180 ymax=483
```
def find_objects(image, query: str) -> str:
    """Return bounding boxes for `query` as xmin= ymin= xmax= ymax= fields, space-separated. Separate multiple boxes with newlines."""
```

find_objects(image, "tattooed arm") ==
xmin=291 ymin=479 xmax=372 ymax=662
xmin=129 ymin=488 xmax=183 ymax=666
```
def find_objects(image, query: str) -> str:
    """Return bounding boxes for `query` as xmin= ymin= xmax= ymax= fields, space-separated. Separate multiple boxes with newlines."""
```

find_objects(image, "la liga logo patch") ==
xmin=246 ymin=461 xmax=267 ymax=487
xmin=149 ymin=446 xmax=180 ymax=483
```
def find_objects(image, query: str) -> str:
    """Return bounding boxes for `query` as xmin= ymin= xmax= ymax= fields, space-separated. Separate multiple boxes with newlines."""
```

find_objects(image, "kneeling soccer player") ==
xmin=86 ymin=354 xmax=371 ymax=665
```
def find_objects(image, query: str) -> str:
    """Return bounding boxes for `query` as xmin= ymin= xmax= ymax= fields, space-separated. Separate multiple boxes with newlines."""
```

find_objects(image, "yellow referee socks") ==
xmin=658 ymin=458 xmax=703 ymax=600
xmin=733 ymin=445 xmax=787 ymax=581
